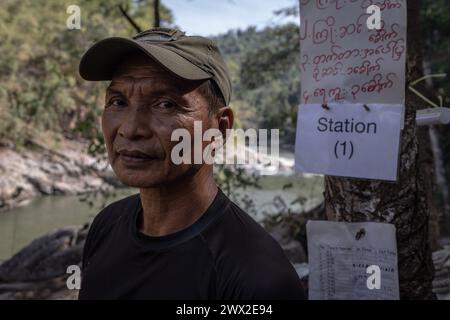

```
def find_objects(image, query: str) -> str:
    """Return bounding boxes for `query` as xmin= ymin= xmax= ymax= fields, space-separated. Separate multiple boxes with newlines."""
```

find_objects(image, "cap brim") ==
xmin=79 ymin=37 xmax=211 ymax=81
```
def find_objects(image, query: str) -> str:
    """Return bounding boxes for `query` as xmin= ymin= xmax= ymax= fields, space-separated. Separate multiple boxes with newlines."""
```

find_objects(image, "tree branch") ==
xmin=153 ymin=0 xmax=160 ymax=28
xmin=118 ymin=4 xmax=142 ymax=34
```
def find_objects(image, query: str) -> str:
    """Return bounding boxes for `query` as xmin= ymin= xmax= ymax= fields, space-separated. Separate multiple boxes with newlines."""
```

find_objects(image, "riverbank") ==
xmin=0 ymin=139 xmax=121 ymax=213
xmin=0 ymin=135 xmax=312 ymax=214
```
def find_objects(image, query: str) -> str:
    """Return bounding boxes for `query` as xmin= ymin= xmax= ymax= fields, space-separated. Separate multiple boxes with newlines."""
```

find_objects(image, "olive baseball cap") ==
xmin=79 ymin=28 xmax=232 ymax=105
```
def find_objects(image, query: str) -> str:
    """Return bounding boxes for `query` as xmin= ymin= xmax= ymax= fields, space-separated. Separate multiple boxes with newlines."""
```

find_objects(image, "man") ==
xmin=78 ymin=27 xmax=305 ymax=300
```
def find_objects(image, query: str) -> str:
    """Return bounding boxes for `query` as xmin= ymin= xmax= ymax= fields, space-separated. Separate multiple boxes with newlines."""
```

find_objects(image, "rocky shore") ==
xmin=0 ymin=139 xmax=121 ymax=213
xmin=0 ymin=138 xmax=297 ymax=213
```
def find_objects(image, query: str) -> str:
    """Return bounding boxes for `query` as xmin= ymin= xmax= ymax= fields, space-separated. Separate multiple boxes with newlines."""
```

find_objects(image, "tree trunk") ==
xmin=323 ymin=0 xmax=435 ymax=299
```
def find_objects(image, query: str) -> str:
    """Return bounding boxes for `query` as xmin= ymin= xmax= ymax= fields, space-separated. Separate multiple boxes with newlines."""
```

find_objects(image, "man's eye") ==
xmin=108 ymin=98 xmax=127 ymax=108
xmin=158 ymin=100 xmax=176 ymax=109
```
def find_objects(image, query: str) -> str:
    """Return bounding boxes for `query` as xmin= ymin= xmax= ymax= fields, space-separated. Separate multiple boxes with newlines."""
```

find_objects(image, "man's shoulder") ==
xmin=202 ymin=198 xmax=290 ymax=264
xmin=206 ymin=199 xmax=279 ymax=249
xmin=201 ymin=198 xmax=305 ymax=299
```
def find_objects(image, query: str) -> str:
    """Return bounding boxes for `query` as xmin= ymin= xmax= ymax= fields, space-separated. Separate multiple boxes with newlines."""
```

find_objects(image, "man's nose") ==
xmin=118 ymin=105 xmax=153 ymax=140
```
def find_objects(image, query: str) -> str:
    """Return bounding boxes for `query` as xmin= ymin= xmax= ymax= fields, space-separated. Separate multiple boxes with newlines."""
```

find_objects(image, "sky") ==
xmin=163 ymin=0 xmax=299 ymax=37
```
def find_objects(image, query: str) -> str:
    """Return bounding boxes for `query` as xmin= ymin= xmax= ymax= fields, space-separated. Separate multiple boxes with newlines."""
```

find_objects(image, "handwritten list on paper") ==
xmin=307 ymin=221 xmax=400 ymax=300
xmin=299 ymin=0 xmax=407 ymax=105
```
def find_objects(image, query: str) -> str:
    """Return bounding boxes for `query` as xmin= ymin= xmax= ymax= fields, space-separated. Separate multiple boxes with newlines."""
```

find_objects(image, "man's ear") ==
xmin=216 ymin=106 xmax=234 ymax=136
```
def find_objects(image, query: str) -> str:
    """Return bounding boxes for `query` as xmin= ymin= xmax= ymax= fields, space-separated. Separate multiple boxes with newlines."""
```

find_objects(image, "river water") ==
xmin=0 ymin=174 xmax=324 ymax=261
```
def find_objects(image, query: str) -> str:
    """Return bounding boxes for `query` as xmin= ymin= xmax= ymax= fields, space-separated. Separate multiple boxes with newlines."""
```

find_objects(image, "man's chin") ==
xmin=118 ymin=177 xmax=167 ymax=188
xmin=112 ymin=163 xmax=203 ymax=188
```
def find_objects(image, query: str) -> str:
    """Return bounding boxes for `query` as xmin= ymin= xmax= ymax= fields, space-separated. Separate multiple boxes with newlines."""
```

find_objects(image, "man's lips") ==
xmin=116 ymin=149 xmax=160 ymax=164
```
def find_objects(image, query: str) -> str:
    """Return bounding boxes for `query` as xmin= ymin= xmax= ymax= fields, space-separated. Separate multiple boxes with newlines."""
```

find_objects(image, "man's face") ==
xmin=102 ymin=53 xmax=213 ymax=188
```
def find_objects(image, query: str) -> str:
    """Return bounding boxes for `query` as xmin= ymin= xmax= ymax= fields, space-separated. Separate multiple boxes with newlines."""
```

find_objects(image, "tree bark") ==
xmin=323 ymin=0 xmax=435 ymax=299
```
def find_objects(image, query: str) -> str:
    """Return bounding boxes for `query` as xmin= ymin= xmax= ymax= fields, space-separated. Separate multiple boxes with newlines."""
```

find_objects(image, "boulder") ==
xmin=0 ymin=225 xmax=88 ymax=300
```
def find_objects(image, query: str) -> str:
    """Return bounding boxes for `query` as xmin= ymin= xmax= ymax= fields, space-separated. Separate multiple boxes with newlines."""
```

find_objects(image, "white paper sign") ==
xmin=295 ymin=103 xmax=402 ymax=181
xmin=295 ymin=0 xmax=407 ymax=181
xmin=307 ymin=220 xmax=400 ymax=300
xmin=299 ymin=0 xmax=407 ymax=104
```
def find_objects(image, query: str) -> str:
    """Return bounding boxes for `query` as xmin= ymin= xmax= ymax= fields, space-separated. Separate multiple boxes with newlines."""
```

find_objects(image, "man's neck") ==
xmin=138 ymin=167 xmax=218 ymax=237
